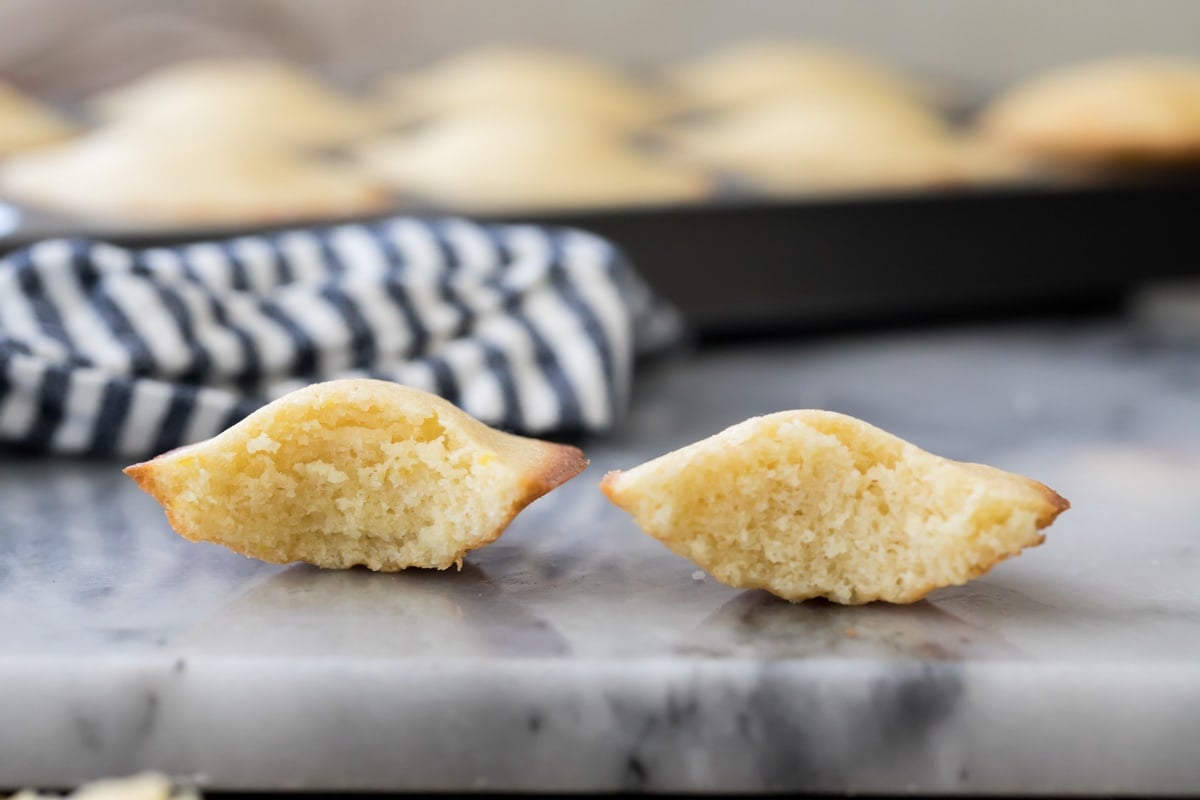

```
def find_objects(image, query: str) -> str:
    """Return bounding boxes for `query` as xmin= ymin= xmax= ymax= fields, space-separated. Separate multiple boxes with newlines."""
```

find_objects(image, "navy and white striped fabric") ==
xmin=0 ymin=216 xmax=682 ymax=458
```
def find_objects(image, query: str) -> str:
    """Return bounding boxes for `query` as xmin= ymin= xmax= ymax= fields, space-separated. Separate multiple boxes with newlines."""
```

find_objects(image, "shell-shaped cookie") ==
xmin=663 ymin=40 xmax=928 ymax=113
xmin=90 ymin=58 xmax=382 ymax=147
xmin=357 ymin=110 xmax=711 ymax=212
xmin=0 ymin=81 xmax=74 ymax=156
xmin=126 ymin=380 xmax=588 ymax=570
xmin=665 ymin=96 xmax=1024 ymax=194
xmin=378 ymin=45 xmax=665 ymax=128
xmin=979 ymin=57 xmax=1200 ymax=163
xmin=0 ymin=124 xmax=391 ymax=227
xmin=602 ymin=410 xmax=1068 ymax=604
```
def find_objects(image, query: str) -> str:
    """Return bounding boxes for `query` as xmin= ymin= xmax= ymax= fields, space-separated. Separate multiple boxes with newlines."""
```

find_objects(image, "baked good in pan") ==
xmin=356 ymin=110 xmax=711 ymax=211
xmin=126 ymin=380 xmax=588 ymax=571
xmin=663 ymin=40 xmax=928 ymax=113
xmin=11 ymin=773 xmax=197 ymax=800
xmin=601 ymin=410 xmax=1068 ymax=604
xmin=665 ymin=95 xmax=1023 ymax=193
xmin=378 ymin=45 xmax=664 ymax=127
xmin=89 ymin=57 xmax=380 ymax=147
xmin=0 ymin=81 xmax=74 ymax=156
xmin=0 ymin=124 xmax=391 ymax=226
xmin=979 ymin=57 xmax=1200 ymax=164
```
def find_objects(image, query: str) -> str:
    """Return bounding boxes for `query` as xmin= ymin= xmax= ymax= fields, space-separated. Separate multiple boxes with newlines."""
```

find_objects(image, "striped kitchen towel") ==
xmin=0 ymin=216 xmax=683 ymax=458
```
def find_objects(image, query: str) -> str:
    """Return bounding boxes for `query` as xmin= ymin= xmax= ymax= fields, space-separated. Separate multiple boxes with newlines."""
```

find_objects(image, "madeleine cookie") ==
xmin=89 ymin=58 xmax=380 ymax=147
xmin=602 ymin=410 xmax=1068 ymax=604
xmin=378 ymin=45 xmax=664 ymax=128
xmin=0 ymin=125 xmax=391 ymax=226
xmin=357 ymin=111 xmax=710 ymax=212
xmin=664 ymin=40 xmax=927 ymax=113
xmin=979 ymin=57 xmax=1200 ymax=163
xmin=0 ymin=81 xmax=74 ymax=156
xmin=11 ymin=773 xmax=196 ymax=800
xmin=666 ymin=96 xmax=1021 ymax=193
xmin=126 ymin=380 xmax=587 ymax=571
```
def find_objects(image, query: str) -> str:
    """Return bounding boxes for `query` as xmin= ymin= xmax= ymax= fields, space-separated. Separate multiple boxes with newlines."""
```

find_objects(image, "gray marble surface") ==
xmin=2 ymin=319 xmax=1199 ymax=794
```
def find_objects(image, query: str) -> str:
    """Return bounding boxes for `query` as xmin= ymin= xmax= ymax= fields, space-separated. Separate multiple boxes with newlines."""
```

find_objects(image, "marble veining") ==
xmin=1 ymin=320 xmax=1199 ymax=793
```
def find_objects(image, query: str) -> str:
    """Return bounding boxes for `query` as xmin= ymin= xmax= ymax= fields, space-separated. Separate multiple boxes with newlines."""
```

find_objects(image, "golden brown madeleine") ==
xmin=662 ymin=94 xmax=952 ymax=193
xmin=662 ymin=40 xmax=928 ymax=114
xmin=0 ymin=81 xmax=74 ymax=156
xmin=89 ymin=57 xmax=382 ymax=147
xmin=0 ymin=125 xmax=391 ymax=227
xmin=126 ymin=380 xmax=587 ymax=571
xmin=376 ymin=45 xmax=665 ymax=128
xmin=355 ymin=111 xmax=711 ymax=212
xmin=602 ymin=410 xmax=1068 ymax=604
xmin=16 ymin=773 xmax=198 ymax=800
xmin=661 ymin=94 xmax=1031 ymax=194
xmin=979 ymin=57 xmax=1200 ymax=164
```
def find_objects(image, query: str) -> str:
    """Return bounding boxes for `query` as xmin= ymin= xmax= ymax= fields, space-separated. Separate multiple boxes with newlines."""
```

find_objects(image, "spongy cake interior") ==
xmin=605 ymin=410 xmax=1064 ymax=604
xmin=144 ymin=386 xmax=526 ymax=570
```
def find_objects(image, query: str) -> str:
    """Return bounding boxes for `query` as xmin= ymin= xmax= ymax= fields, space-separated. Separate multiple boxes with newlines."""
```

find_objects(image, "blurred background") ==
xmin=2 ymin=0 xmax=1199 ymax=334
xmin=5 ymin=0 xmax=1200 ymax=95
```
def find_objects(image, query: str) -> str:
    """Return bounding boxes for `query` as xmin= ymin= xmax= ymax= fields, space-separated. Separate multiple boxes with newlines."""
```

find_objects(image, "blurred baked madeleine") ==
xmin=0 ymin=81 xmax=74 ymax=156
xmin=0 ymin=124 xmax=391 ymax=226
xmin=378 ymin=45 xmax=666 ymax=127
xmin=89 ymin=57 xmax=382 ymax=147
xmin=357 ymin=110 xmax=711 ymax=211
xmin=663 ymin=40 xmax=928 ymax=113
xmin=980 ymin=57 xmax=1200 ymax=164
xmin=664 ymin=96 xmax=1024 ymax=193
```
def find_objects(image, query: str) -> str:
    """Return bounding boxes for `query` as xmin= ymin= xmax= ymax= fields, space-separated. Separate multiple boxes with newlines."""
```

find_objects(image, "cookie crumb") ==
xmin=845 ymin=627 xmax=858 ymax=638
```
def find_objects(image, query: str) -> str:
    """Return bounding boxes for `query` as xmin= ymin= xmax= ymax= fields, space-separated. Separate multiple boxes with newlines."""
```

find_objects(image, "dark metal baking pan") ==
xmin=496 ymin=179 xmax=1200 ymax=336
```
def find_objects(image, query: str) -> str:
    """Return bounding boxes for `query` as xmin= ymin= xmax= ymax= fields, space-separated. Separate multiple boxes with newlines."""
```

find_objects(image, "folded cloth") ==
xmin=0 ymin=216 xmax=682 ymax=457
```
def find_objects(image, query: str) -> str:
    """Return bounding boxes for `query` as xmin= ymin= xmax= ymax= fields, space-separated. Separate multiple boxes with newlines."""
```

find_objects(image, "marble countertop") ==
xmin=2 ymin=319 xmax=1199 ymax=794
